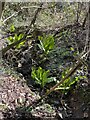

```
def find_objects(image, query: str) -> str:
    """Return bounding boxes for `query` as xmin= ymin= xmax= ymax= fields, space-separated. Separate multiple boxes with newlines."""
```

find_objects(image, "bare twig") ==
xmin=21 ymin=6 xmax=44 ymax=9
xmin=3 ymin=11 xmax=21 ymax=23
xmin=76 ymin=3 xmax=82 ymax=23
xmin=82 ymin=12 xmax=88 ymax=28
xmin=53 ymin=23 xmax=81 ymax=37
xmin=82 ymin=2 xmax=90 ymax=58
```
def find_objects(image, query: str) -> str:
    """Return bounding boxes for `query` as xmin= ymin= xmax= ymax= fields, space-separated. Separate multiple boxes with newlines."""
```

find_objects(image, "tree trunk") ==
xmin=0 ymin=2 xmax=5 ymax=58
xmin=0 ymin=2 xmax=5 ymax=19
xmin=87 ymin=2 xmax=90 ymax=80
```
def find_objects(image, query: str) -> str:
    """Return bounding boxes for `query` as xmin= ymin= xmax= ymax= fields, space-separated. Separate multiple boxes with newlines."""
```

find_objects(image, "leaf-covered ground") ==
xmin=0 ymin=60 xmax=58 ymax=120
xmin=0 ymin=59 xmax=37 ymax=119
xmin=0 ymin=3 xmax=90 ymax=118
xmin=0 ymin=59 xmax=90 ymax=120
xmin=0 ymin=23 xmax=90 ymax=119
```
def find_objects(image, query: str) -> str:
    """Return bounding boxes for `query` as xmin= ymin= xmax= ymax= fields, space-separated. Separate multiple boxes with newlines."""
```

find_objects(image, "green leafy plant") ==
xmin=7 ymin=33 xmax=25 ymax=48
xmin=10 ymin=24 xmax=15 ymax=32
xmin=31 ymin=67 xmax=56 ymax=88
xmin=38 ymin=34 xmax=55 ymax=54
xmin=55 ymin=68 xmax=87 ymax=94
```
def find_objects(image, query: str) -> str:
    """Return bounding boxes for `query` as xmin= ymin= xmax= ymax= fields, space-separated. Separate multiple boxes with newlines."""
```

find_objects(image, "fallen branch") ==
xmin=3 ymin=11 xmax=19 ymax=23
xmin=53 ymin=23 xmax=81 ymax=37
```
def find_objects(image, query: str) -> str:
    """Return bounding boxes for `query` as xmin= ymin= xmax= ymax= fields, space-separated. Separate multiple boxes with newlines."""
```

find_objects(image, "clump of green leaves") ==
xmin=31 ymin=67 xmax=56 ymax=88
xmin=10 ymin=24 xmax=15 ymax=32
xmin=38 ymin=35 xmax=55 ymax=54
xmin=7 ymin=24 xmax=25 ymax=49
xmin=7 ymin=33 xmax=25 ymax=48
xmin=55 ymin=68 xmax=87 ymax=94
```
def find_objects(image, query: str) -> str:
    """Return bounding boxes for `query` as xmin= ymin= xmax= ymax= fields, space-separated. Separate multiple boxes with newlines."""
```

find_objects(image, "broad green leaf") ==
xmin=8 ymin=36 xmax=13 ymax=42
xmin=38 ymin=35 xmax=54 ymax=54
xmin=31 ymin=67 xmax=53 ymax=88
xmin=47 ymin=77 xmax=56 ymax=83
xmin=38 ymin=44 xmax=43 ymax=51
xmin=10 ymin=25 xmax=15 ymax=32
xmin=16 ymin=40 xmax=25 ymax=49
xmin=18 ymin=34 xmax=24 ymax=40
xmin=14 ymin=34 xmax=18 ymax=41
xmin=70 ymin=47 xmax=74 ymax=51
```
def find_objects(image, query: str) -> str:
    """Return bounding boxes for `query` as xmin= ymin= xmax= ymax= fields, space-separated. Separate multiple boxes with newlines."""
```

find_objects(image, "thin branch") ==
xmin=21 ymin=6 xmax=45 ymax=9
xmin=53 ymin=23 xmax=81 ymax=37
xmin=82 ymin=2 xmax=90 ymax=58
xmin=3 ymin=11 xmax=19 ymax=23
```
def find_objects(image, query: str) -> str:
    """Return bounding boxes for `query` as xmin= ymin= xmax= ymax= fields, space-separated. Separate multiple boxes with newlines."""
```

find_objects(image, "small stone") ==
xmin=0 ymin=112 xmax=4 ymax=120
xmin=84 ymin=112 xmax=88 ymax=118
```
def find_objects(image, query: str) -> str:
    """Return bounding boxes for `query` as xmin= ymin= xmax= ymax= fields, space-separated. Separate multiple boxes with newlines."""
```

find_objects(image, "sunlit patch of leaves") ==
xmin=31 ymin=67 xmax=56 ymax=88
xmin=55 ymin=68 xmax=87 ymax=95
xmin=7 ymin=33 xmax=25 ymax=49
xmin=38 ymin=34 xmax=55 ymax=55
